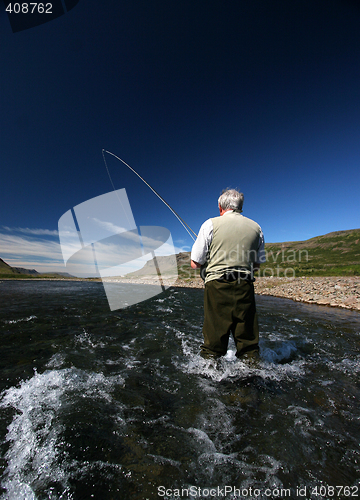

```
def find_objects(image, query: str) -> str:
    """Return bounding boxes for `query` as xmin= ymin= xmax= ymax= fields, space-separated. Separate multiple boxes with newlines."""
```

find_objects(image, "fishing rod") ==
xmin=102 ymin=149 xmax=198 ymax=242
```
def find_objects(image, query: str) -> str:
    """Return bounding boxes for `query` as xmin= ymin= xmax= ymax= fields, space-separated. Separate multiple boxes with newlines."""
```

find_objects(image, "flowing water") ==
xmin=0 ymin=280 xmax=360 ymax=500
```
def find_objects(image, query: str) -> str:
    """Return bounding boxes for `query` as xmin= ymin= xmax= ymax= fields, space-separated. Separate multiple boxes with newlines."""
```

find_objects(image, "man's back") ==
xmin=205 ymin=212 xmax=262 ymax=283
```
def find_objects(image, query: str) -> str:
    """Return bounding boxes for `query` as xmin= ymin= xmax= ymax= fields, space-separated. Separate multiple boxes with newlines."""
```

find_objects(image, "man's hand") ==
xmin=191 ymin=260 xmax=201 ymax=269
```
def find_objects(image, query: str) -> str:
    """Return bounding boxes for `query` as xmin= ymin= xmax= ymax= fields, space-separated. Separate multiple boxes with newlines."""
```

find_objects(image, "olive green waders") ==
xmin=201 ymin=278 xmax=259 ymax=359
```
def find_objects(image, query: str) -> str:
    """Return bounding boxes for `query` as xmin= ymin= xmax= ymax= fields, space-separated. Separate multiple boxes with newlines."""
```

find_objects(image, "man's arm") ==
xmin=190 ymin=219 xmax=213 ymax=270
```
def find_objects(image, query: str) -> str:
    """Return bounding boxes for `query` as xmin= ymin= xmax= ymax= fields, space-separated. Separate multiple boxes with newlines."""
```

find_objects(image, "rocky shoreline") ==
xmin=2 ymin=276 xmax=359 ymax=312
xmin=172 ymin=276 xmax=360 ymax=312
xmin=254 ymin=276 xmax=360 ymax=311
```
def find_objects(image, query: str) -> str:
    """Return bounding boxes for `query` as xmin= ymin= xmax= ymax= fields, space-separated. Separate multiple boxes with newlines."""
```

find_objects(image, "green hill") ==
xmin=0 ymin=258 xmax=15 ymax=275
xmin=261 ymin=229 xmax=360 ymax=277
xmin=176 ymin=229 xmax=360 ymax=279
xmin=0 ymin=258 xmax=40 ymax=278
xmin=0 ymin=258 xmax=73 ymax=279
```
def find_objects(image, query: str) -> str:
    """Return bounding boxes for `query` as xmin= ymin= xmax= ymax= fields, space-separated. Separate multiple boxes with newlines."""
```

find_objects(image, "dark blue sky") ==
xmin=1 ymin=0 xmax=360 ymax=272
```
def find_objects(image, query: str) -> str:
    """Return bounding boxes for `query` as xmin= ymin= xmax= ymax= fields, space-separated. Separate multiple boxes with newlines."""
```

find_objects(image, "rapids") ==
xmin=0 ymin=281 xmax=359 ymax=499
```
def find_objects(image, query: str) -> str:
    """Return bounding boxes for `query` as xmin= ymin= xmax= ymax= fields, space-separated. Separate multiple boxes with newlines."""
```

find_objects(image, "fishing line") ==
xmin=102 ymin=149 xmax=197 ymax=241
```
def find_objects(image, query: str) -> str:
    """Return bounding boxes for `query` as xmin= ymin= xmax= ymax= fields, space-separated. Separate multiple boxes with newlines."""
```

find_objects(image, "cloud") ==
xmin=174 ymin=238 xmax=192 ymax=253
xmin=2 ymin=226 xmax=59 ymax=236
xmin=0 ymin=230 xmax=65 ymax=273
xmin=91 ymin=218 xmax=128 ymax=235
xmin=0 ymin=226 xmax=186 ymax=276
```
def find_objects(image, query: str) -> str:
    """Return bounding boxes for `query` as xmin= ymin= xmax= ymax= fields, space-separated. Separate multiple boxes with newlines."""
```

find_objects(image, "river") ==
xmin=0 ymin=281 xmax=359 ymax=499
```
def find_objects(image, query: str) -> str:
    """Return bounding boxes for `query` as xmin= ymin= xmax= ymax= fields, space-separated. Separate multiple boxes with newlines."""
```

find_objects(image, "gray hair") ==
xmin=218 ymin=189 xmax=244 ymax=213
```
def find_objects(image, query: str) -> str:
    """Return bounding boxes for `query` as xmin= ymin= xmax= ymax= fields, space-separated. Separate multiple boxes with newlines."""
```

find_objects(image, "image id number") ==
xmin=6 ymin=3 xmax=53 ymax=14
xmin=311 ymin=485 xmax=359 ymax=497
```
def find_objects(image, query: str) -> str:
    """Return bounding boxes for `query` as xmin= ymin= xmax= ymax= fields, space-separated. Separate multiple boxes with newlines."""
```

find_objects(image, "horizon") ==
xmin=1 ymin=226 xmax=359 ymax=275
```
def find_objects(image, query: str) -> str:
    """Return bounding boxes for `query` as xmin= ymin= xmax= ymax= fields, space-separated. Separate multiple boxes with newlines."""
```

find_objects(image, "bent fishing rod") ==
xmin=102 ymin=149 xmax=198 ymax=242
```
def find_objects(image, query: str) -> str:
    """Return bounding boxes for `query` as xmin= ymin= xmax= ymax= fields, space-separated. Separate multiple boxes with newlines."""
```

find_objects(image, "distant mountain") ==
xmin=123 ymin=254 xmax=179 ymax=279
xmin=0 ymin=258 xmax=39 ymax=276
xmin=12 ymin=266 xmax=40 ymax=275
xmin=0 ymin=258 xmax=73 ymax=278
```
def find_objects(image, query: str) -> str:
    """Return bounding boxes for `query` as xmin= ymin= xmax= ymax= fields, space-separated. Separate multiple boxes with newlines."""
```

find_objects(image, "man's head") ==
xmin=218 ymin=189 xmax=244 ymax=214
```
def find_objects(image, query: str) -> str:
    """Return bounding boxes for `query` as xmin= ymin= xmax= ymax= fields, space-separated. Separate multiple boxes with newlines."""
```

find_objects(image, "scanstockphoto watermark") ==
xmin=257 ymin=246 xmax=309 ymax=278
xmin=157 ymin=485 xmax=294 ymax=498
xmin=208 ymin=246 xmax=309 ymax=266
xmin=178 ymin=245 xmax=309 ymax=279
xmin=157 ymin=484 xmax=360 ymax=499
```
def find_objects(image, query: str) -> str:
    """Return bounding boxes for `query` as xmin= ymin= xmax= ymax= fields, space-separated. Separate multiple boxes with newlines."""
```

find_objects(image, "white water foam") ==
xmin=184 ymin=422 xmax=284 ymax=491
xmin=173 ymin=329 xmax=306 ymax=383
xmin=45 ymin=353 xmax=66 ymax=369
xmin=3 ymin=316 xmax=37 ymax=325
xmin=328 ymin=356 xmax=360 ymax=374
xmin=73 ymin=329 xmax=106 ymax=350
xmin=0 ymin=368 xmax=125 ymax=500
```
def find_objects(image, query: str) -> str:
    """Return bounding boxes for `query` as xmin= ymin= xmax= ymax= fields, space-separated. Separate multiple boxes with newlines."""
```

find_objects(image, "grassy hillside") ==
xmin=0 ymin=258 xmax=72 ymax=279
xmin=0 ymin=258 xmax=14 ymax=275
xmin=261 ymin=229 xmax=360 ymax=277
xmin=176 ymin=229 xmax=360 ymax=279
xmin=0 ymin=258 xmax=40 ymax=278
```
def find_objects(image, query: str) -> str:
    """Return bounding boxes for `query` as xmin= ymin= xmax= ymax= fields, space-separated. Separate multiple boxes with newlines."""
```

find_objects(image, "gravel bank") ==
xmin=173 ymin=276 xmax=360 ymax=312
xmin=254 ymin=276 xmax=360 ymax=311
xmin=3 ymin=276 xmax=359 ymax=312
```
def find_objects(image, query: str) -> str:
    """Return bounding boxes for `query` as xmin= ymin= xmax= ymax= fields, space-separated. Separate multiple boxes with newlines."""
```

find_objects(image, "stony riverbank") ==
xmin=173 ymin=276 xmax=360 ymax=312
xmin=254 ymin=276 xmax=360 ymax=311
xmin=2 ymin=276 xmax=359 ymax=312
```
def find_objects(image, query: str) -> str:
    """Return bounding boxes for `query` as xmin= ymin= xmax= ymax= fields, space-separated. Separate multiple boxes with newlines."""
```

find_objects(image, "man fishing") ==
xmin=191 ymin=189 xmax=266 ymax=360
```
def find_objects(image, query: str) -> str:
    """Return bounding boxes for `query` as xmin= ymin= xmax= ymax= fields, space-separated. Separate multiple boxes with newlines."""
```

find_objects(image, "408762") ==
xmin=310 ymin=485 xmax=359 ymax=497
xmin=5 ymin=3 xmax=53 ymax=14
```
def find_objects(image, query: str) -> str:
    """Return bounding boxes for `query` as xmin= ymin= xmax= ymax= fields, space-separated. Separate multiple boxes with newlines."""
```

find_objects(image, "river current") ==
xmin=0 ymin=280 xmax=359 ymax=500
